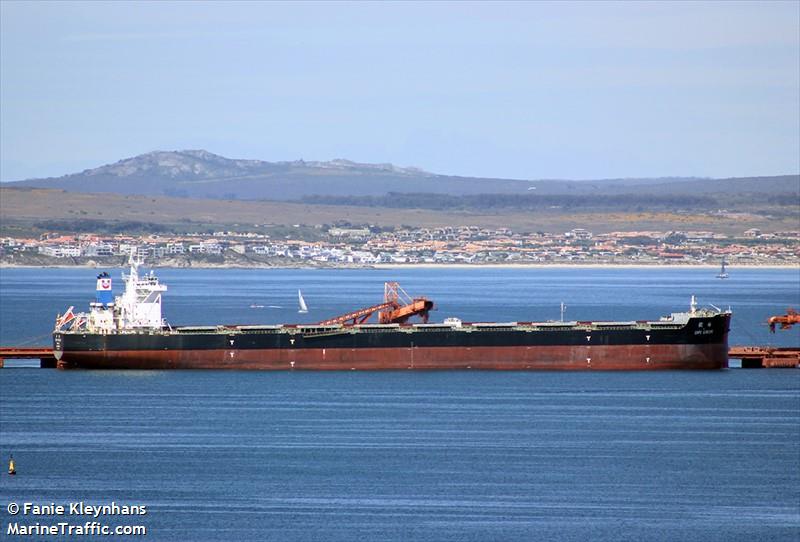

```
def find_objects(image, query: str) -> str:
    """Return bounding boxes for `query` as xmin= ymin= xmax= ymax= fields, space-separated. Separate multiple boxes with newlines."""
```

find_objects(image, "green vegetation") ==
xmin=33 ymin=219 xmax=172 ymax=234
xmin=11 ymin=218 xmax=327 ymax=240
xmin=298 ymin=192 xmax=798 ymax=211
xmin=3 ymin=185 xmax=798 ymax=237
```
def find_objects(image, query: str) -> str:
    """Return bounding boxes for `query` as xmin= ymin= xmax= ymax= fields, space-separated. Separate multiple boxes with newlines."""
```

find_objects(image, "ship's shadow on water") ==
xmin=1 ymin=369 xmax=799 ymax=542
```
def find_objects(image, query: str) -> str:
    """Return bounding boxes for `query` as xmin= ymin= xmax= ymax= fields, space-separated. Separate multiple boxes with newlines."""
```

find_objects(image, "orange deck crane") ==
xmin=317 ymin=282 xmax=434 ymax=326
xmin=768 ymin=308 xmax=800 ymax=333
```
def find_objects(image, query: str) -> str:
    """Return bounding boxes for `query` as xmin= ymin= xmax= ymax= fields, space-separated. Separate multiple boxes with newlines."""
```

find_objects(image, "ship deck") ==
xmin=166 ymin=319 xmax=689 ymax=336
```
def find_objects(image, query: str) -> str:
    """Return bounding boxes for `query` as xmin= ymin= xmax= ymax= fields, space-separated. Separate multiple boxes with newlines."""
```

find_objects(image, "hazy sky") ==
xmin=1 ymin=1 xmax=798 ymax=181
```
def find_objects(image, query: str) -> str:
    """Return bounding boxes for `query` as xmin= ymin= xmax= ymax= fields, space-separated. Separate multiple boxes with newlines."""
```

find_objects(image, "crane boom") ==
xmin=317 ymin=282 xmax=434 ymax=326
xmin=379 ymin=298 xmax=434 ymax=324
xmin=317 ymin=301 xmax=398 ymax=326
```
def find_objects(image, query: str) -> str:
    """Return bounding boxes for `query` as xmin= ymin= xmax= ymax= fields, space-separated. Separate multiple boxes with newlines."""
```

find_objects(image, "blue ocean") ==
xmin=1 ymin=267 xmax=799 ymax=541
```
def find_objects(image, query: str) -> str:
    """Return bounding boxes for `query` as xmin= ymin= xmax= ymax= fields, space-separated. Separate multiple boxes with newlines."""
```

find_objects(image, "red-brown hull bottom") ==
xmin=59 ymin=343 xmax=728 ymax=370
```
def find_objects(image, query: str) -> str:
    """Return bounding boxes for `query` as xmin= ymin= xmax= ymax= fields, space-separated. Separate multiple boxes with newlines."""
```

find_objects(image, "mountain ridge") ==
xmin=61 ymin=149 xmax=435 ymax=181
xmin=7 ymin=150 xmax=798 ymax=201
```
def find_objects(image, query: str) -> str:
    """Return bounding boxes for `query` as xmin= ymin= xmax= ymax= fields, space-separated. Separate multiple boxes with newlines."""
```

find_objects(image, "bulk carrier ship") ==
xmin=53 ymin=257 xmax=731 ymax=370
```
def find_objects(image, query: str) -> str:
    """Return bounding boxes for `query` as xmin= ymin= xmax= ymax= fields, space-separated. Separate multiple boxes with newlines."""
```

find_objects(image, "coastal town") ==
xmin=1 ymin=224 xmax=797 ymax=267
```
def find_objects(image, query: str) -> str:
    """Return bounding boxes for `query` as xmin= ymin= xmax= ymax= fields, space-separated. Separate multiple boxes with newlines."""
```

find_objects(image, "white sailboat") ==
xmin=298 ymin=290 xmax=308 ymax=313
xmin=716 ymin=259 xmax=729 ymax=279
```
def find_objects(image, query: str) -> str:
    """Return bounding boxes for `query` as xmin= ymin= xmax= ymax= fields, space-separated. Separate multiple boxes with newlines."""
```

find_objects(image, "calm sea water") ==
xmin=1 ymin=266 xmax=799 ymax=346
xmin=1 ymin=267 xmax=799 ymax=541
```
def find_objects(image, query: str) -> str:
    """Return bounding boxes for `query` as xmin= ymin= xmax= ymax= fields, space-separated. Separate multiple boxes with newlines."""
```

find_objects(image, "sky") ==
xmin=1 ymin=0 xmax=798 ymax=182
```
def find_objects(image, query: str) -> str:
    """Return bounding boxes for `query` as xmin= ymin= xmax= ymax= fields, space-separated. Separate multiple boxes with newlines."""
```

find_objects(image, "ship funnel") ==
xmin=95 ymin=272 xmax=114 ymax=307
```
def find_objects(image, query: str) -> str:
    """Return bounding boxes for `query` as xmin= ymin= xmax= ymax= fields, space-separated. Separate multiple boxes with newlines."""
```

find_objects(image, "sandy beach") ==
xmin=1 ymin=261 xmax=796 ymax=270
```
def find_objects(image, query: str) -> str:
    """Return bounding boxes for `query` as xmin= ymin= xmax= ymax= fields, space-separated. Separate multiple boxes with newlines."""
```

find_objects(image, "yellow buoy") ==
xmin=8 ymin=455 xmax=15 ymax=475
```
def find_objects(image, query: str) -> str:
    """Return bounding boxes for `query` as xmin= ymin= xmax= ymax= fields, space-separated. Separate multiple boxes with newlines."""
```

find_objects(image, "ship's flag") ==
xmin=58 ymin=306 xmax=75 ymax=328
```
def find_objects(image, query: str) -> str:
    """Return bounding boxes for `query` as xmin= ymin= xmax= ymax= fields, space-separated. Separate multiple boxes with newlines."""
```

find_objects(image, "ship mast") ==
xmin=116 ymin=250 xmax=168 ymax=330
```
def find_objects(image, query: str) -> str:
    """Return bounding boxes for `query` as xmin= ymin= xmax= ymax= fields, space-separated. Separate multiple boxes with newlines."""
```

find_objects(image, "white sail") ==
xmin=298 ymin=290 xmax=308 ymax=313
xmin=717 ymin=258 xmax=729 ymax=279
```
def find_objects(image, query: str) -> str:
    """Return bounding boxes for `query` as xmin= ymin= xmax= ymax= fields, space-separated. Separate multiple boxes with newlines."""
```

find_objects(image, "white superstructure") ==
xmin=116 ymin=254 xmax=167 ymax=329
xmin=56 ymin=252 xmax=168 ymax=333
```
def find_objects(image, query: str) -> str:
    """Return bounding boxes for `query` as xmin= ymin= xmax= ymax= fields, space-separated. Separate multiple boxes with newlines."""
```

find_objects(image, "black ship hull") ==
xmin=54 ymin=313 xmax=731 ymax=371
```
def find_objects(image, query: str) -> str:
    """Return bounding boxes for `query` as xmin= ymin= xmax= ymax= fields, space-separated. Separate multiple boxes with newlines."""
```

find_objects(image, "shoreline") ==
xmin=372 ymin=263 xmax=798 ymax=270
xmin=0 ymin=262 xmax=796 ymax=270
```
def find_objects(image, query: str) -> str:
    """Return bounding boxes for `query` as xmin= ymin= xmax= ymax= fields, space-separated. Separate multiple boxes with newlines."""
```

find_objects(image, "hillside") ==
xmin=2 ymin=186 xmax=797 ymax=236
xmin=10 ymin=150 xmax=529 ymax=200
xmin=9 ymin=150 xmax=797 ymax=200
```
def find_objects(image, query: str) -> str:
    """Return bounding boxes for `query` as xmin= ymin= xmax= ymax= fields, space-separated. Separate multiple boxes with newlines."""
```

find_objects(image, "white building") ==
xmin=566 ymin=228 xmax=593 ymax=240
xmin=166 ymin=243 xmax=185 ymax=254
xmin=84 ymin=243 xmax=114 ymax=257
xmin=39 ymin=245 xmax=82 ymax=258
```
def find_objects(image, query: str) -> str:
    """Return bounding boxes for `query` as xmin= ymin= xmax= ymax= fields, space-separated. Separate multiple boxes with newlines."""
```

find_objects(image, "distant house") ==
xmin=149 ymin=246 xmax=167 ymax=259
xmin=39 ymin=245 xmax=81 ymax=258
xmin=658 ymin=252 xmax=686 ymax=259
xmin=328 ymin=227 xmax=371 ymax=238
xmin=84 ymin=243 xmax=113 ymax=257
xmin=166 ymin=243 xmax=185 ymax=254
xmin=565 ymin=228 xmax=592 ymax=240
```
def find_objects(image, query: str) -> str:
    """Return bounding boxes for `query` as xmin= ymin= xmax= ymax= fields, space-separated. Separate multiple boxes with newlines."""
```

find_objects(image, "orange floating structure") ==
xmin=0 ymin=347 xmax=57 ymax=368
xmin=728 ymin=346 xmax=800 ymax=368
xmin=768 ymin=309 xmax=800 ymax=333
